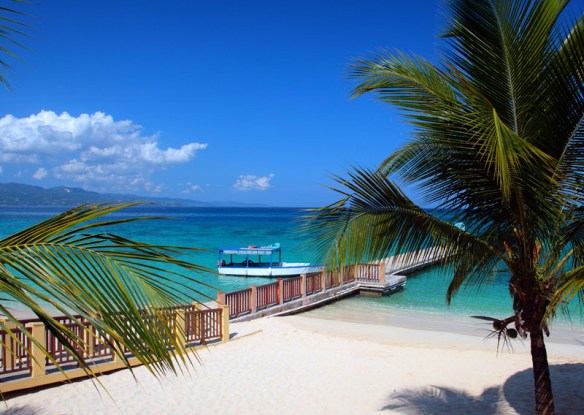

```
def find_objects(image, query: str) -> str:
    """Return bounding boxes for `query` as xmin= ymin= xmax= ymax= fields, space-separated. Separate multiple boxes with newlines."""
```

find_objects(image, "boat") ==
xmin=217 ymin=243 xmax=322 ymax=277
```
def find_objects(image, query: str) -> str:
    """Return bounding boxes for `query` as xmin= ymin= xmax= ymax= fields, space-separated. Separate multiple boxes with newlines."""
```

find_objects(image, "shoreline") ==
xmin=302 ymin=299 xmax=584 ymax=349
xmin=3 ymin=307 xmax=583 ymax=414
xmin=4 ymin=294 xmax=584 ymax=350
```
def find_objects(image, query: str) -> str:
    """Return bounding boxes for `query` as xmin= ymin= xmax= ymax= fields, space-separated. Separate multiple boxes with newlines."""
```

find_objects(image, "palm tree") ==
xmin=303 ymin=1 xmax=583 ymax=414
xmin=0 ymin=203 xmax=214 ymax=380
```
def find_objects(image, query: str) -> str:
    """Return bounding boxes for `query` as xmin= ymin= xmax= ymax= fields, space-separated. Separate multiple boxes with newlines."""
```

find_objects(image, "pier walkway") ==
xmin=218 ymin=248 xmax=445 ymax=322
xmin=0 ymin=249 xmax=444 ymax=393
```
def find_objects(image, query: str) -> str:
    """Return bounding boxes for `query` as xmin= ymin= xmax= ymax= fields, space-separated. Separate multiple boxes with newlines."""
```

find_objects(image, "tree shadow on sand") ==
xmin=381 ymin=385 xmax=502 ymax=414
xmin=503 ymin=363 xmax=584 ymax=414
xmin=380 ymin=363 xmax=583 ymax=414
xmin=0 ymin=405 xmax=42 ymax=415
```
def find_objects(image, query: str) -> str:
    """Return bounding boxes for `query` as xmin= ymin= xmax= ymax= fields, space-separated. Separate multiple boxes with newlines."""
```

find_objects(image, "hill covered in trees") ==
xmin=0 ymin=183 xmax=260 ymax=207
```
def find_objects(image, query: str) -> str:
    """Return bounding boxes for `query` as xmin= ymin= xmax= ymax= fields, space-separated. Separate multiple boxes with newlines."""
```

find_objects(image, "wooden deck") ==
xmin=218 ymin=249 xmax=445 ymax=323
xmin=0 ymin=249 xmax=445 ymax=394
xmin=0 ymin=305 xmax=229 ymax=394
xmin=379 ymin=248 xmax=446 ymax=275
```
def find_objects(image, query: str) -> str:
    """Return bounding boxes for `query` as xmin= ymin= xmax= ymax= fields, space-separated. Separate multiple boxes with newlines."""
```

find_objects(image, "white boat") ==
xmin=217 ymin=243 xmax=322 ymax=277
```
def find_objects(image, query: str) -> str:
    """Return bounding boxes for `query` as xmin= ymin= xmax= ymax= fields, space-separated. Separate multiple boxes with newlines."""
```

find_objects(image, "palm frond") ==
xmin=317 ymin=2 xmax=583 ymax=411
xmin=350 ymin=1 xmax=577 ymax=255
xmin=0 ymin=203 xmax=215 ymax=379
xmin=549 ymin=265 xmax=584 ymax=311
xmin=301 ymin=168 xmax=505 ymax=302
xmin=0 ymin=0 xmax=30 ymax=89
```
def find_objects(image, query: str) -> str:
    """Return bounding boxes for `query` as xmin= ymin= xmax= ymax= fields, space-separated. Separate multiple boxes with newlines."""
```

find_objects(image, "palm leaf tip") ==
xmin=0 ymin=0 xmax=31 ymax=89
xmin=0 ymin=203 xmax=216 ymax=382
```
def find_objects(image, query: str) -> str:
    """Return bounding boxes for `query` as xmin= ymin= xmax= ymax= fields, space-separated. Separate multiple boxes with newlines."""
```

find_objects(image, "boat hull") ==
xmin=218 ymin=262 xmax=322 ymax=277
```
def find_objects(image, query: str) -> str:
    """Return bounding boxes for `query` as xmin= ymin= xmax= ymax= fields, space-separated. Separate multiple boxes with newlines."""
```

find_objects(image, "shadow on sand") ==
xmin=380 ymin=363 xmax=583 ymax=414
xmin=381 ymin=385 xmax=501 ymax=414
xmin=503 ymin=363 xmax=583 ymax=415
xmin=0 ymin=405 xmax=41 ymax=415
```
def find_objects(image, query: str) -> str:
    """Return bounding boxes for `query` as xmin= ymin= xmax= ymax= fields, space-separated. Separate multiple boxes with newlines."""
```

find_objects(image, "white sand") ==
xmin=2 ymin=312 xmax=583 ymax=415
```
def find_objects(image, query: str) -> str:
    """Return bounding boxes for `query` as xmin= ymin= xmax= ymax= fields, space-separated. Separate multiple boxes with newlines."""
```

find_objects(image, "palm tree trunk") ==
xmin=530 ymin=328 xmax=555 ymax=415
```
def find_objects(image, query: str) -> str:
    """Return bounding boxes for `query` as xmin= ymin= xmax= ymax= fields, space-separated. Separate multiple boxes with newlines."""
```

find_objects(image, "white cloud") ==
xmin=0 ymin=111 xmax=208 ymax=193
xmin=144 ymin=181 xmax=163 ymax=193
xmin=33 ymin=167 xmax=48 ymax=180
xmin=180 ymin=182 xmax=205 ymax=194
xmin=0 ymin=153 xmax=38 ymax=163
xmin=233 ymin=173 xmax=275 ymax=191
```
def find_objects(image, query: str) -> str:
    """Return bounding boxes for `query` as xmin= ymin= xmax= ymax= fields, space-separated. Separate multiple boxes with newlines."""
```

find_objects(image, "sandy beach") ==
xmin=2 ymin=310 xmax=583 ymax=415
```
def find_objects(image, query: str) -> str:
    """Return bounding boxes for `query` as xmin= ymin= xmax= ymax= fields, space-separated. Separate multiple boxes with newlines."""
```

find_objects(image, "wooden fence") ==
xmin=0 ymin=304 xmax=228 ymax=393
xmin=356 ymin=264 xmax=386 ymax=282
xmin=218 ymin=263 xmax=385 ymax=319
xmin=257 ymin=282 xmax=279 ymax=310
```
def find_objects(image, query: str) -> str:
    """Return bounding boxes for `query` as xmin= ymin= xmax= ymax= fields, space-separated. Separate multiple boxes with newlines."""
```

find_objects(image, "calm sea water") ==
xmin=1 ymin=206 xmax=581 ymax=327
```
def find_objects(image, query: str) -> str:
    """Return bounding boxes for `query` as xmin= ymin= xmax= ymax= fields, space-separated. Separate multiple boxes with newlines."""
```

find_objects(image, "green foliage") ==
xmin=304 ymin=0 xmax=583 ymax=317
xmin=0 ymin=203 xmax=215 ymax=379
xmin=0 ymin=0 xmax=29 ymax=89
xmin=304 ymin=2 xmax=583 ymax=411
xmin=0 ymin=1 xmax=220 ymax=388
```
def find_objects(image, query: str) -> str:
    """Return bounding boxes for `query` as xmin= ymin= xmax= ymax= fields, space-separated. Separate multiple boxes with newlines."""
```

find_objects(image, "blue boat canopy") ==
xmin=219 ymin=243 xmax=281 ymax=256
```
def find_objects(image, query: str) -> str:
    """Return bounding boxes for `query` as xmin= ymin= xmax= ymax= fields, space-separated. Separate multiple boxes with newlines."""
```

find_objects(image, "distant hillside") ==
xmin=0 ymin=183 xmax=265 ymax=207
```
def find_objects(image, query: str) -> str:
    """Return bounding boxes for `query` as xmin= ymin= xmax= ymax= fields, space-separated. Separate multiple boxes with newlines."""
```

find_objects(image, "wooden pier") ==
xmin=218 ymin=249 xmax=445 ymax=322
xmin=0 ymin=249 xmax=444 ymax=393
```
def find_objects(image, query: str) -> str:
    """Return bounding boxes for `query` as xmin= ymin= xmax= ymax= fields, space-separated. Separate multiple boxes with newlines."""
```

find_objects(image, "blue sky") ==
xmin=2 ymin=0 xmax=443 ymax=207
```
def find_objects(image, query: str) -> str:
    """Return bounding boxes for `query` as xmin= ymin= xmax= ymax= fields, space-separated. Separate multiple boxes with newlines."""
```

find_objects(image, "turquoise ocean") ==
xmin=1 ymin=206 xmax=582 ymax=327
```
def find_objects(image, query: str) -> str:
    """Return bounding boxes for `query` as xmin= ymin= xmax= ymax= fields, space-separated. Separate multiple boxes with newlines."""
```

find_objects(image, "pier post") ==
xmin=176 ymin=307 xmax=187 ymax=349
xmin=379 ymin=262 xmax=386 ymax=284
xmin=220 ymin=304 xmax=230 ymax=342
xmin=83 ymin=322 xmax=95 ymax=358
xmin=1 ymin=319 xmax=14 ymax=370
xmin=300 ymin=274 xmax=306 ymax=298
xmin=192 ymin=302 xmax=203 ymax=342
xmin=276 ymin=278 xmax=283 ymax=304
xmin=217 ymin=291 xmax=226 ymax=306
xmin=27 ymin=322 xmax=46 ymax=378
xmin=320 ymin=271 xmax=327 ymax=293
xmin=112 ymin=347 xmax=122 ymax=362
xmin=250 ymin=285 xmax=257 ymax=314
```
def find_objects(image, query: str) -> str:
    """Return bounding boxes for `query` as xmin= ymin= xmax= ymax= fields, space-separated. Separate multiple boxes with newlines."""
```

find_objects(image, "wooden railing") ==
xmin=256 ymin=282 xmax=279 ymax=310
xmin=224 ymin=288 xmax=252 ymax=318
xmin=356 ymin=264 xmax=384 ymax=282
xmin=0 ymin=304 xmax=228 ymax=392
xmin=45 ymin=316 xmax=87 ymax=366
xmin=305 ymin=272 xmax=322 ymax=295
xmin=217 ymin=264 xmax=386 ymax=319
xmin=185 ymin=307 xmax=223 ymax=344
xmin=341 ymin=266 xmax=356 ymax=284
xmin=283 ymin=276 xmax=303 ymax=302
xmin=0 ymin=324 xmax=31 ymax=376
